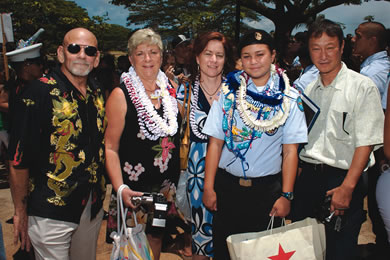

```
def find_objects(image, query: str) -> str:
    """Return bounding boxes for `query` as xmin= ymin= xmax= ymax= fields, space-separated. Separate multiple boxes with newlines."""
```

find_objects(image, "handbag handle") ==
xmin=266 ymin=214 xmax=287 ymax=235
xmin=117 ymin=184 xmax=139 ymax=238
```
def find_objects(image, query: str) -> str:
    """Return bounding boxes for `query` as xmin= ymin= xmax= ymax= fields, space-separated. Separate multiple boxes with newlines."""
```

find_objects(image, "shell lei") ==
xmin=122 ymin=67 xmax=178 ymax=141
xmin=235 ymin=65 xmax=291 ymax=132
xmin=189 ymin=75 xmax=225 ymax=141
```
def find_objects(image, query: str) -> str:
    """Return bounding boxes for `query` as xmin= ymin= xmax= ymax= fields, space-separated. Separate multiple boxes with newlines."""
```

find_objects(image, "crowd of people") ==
xmin=0 ymin=16 xmax=389 ymax=260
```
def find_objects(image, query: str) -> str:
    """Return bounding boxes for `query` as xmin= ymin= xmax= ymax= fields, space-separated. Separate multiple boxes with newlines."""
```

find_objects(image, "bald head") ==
xmin=63 ymin=28 xmax=98 ymax=48
xmin=57 ymin=27 xmax=100 ymax=81
xmin=359 ymin=22 xmax=387 ymax=50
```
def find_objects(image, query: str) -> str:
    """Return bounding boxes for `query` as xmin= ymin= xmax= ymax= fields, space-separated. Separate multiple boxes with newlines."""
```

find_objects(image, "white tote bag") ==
xmin=110 ymin=185 xmax=154 ymax=260
xmin=226 ymin=217 xmax=326 ymax=260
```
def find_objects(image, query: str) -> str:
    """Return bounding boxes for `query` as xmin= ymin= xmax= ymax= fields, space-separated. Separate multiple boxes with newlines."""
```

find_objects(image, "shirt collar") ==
xmin=247 ymin=72 xmax=275 ymax=92
xmin=314 ymin=62 xmax=346 ymax=91
xmin=360 ymin=51 xmax=389 ymax=69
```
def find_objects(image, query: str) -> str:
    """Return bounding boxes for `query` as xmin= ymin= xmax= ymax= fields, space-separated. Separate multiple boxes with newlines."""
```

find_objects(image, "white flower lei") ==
xmin=235 ymin=64 xmax=291 ymax=132
xmin=121 ymin=66 xmax=178 ymax=141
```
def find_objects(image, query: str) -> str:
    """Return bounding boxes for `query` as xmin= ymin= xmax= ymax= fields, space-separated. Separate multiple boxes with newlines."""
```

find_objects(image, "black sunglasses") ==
xmin=65 ymin=43 xmax=98 ymax=57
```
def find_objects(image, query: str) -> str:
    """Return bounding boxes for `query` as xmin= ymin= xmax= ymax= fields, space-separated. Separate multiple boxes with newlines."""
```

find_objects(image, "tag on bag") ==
xmin=226 ymin=217 xmax=326 ymax=260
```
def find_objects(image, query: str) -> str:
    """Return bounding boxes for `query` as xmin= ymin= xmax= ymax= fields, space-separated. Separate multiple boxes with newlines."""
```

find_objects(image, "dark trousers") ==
xmin=291 ymin=162 xmax=366 ymax=260
xmin=213 ymin=168 xmax=282 ymax=260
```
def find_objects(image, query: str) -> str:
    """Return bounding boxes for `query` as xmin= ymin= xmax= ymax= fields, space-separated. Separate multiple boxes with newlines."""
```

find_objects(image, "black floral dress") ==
xmin=106 ymin=83 xmax=181 ymax=241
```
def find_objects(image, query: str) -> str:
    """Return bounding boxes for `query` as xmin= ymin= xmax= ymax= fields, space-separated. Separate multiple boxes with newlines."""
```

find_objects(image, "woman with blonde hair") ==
xmin=105 ymin=28 xmax=181 ymax=259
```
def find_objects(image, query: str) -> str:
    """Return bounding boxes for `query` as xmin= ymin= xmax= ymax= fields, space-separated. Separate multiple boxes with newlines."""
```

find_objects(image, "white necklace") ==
xmin=235 ymin=65 xmax=291 ymax=132
xmin=189 ymin=76 xmax=208 ymax=140
xmin=122 ymin=67 xmax=178 ymax=141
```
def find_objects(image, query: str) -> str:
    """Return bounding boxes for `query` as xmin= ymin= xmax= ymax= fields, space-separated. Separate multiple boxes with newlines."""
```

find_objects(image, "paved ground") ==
xmin=0 ymin=178 xmax=188 ymax=260
xmin=0 ymin=173 xmax=378 ymax=260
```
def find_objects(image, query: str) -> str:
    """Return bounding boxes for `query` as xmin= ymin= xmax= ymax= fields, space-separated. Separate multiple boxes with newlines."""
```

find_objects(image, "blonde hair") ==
xmin=127 ymin=28 xmax=163 ymax=56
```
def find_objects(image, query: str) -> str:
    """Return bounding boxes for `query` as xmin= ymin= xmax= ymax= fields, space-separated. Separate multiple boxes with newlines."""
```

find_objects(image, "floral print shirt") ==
xmin=8 ymin=67 xmax=107 ymax=223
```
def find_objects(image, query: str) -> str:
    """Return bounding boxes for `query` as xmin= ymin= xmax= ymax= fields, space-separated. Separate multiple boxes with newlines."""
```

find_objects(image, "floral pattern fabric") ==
xmin=106 ymin=82 xmax=181 ymax=242
xmin=8 ymin=67 xmax=106 ymax=223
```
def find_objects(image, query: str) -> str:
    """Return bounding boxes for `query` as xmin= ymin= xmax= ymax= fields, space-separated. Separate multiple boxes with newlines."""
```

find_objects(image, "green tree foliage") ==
xmin=238 ymin=0 xmax=389 ymax=50
xmin=1 ymin=0 xmax=130 ymax=55
xmin=91 ymin=13 xmax=131 ymax=52
xmin=110 ymin=0 xmax=260 ymax=42
xmin=110 ymin=0 xmax=389 ymax=51
xmin=1 ymin=0 xmax=93 ymax=54
xmin=364 ymin=15 xmax=375 ymax=22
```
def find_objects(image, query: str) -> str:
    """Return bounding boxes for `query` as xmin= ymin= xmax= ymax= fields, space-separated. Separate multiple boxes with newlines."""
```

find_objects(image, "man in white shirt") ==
xmin=292 ymin=18 xmax=384 ymax=260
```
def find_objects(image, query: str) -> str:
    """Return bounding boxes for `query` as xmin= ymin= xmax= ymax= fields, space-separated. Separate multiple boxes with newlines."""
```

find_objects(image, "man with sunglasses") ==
xmin=8 ymin=28 xmax=106 ymax=260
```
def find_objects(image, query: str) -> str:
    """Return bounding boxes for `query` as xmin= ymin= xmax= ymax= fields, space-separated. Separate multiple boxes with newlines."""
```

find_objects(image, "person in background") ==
xmin=0 ymin=64 xmax=5 ymax=260
xmin=105 ymin=28 xmax=181 ymax=259
xmin=8 ymin=28 xmax=106 ymax=260
xmin=292 ymin=18 xmax=384 ymax=260
xmin=5 ymin=43 xmax=44 ymax=134
xmin=377 ymin=76 xmax=390 ymax=256
xmin=0 ymin=63 xmax=9 ymax=171
xmin=276 ymin=32 xmax=305 ymax=82
xmin=94 ymin=53 xmax=120 ymax=98
xmin=292 ymin=35 xmax=319 ymax=93
xmin=161 ymin=49 xmax=178 ymax=88
xmin=202 ymin=29 xmax=307 ymax=259
xmin=116 ymin=54 xmax=131 ymax=75
xmin=351 ymin=21 xmax=390 ymax=257
xmin=178 ymin=31 xmax=235 ymax=260
xmin=172 ymin=34 xmax=192 ymax=85
xmin=352 ymin=21 xmax=390 ymax=108
xmin=4 ymin=34 xmax=45 ymax=260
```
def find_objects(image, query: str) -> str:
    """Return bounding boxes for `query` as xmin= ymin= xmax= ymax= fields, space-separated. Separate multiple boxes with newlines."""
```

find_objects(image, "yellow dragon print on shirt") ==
xmin=47 ymin=92 xmax=84 ymax=206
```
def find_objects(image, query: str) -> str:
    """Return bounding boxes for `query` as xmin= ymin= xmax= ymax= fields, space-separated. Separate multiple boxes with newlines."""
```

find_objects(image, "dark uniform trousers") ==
xmin=291 ymin=162 xmax=366 ymax=260
xmin=213 ymin=168 xmax=282 ymax=260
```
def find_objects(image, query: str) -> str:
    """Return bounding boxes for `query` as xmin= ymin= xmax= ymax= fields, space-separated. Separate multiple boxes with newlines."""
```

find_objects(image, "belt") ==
xmin=301 ymin=161 xmax=348 ymax=175
xmin=218 ymin=168 xmax=281 ymax=187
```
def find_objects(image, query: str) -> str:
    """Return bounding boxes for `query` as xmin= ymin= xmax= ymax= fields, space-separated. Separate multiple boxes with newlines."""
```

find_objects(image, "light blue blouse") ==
xmin=202 ymin=71 xmax=308 ymax=178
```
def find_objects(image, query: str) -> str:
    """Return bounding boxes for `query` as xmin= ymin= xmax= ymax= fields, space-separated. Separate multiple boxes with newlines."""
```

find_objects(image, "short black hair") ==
xmin=308 ymin=18 xmax=344 ymax=47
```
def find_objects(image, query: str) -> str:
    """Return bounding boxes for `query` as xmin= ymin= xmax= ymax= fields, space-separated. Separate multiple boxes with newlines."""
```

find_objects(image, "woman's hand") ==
xmin=269 ymin=197 xmax=291 ymax=218
xmin=203 ymin=188 xmax=217 ymax=211
xmin=165 ymin=65 xmax=175 ymax=81
xmin=121 ymin=187 xmax=144 ymax=209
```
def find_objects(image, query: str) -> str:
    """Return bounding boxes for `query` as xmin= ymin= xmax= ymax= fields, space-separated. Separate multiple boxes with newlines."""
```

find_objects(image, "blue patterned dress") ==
xmin=182 ymin=80 xmax=219 ymax=257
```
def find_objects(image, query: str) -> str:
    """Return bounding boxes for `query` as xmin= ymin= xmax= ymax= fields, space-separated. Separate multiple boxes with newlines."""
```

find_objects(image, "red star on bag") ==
xmin=268 ymin=243 xmax=296 ymax=260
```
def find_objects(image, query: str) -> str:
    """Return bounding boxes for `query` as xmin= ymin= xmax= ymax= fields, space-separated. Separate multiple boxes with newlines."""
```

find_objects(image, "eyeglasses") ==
xmin=65 ymin=43 xmax=98 ymax=57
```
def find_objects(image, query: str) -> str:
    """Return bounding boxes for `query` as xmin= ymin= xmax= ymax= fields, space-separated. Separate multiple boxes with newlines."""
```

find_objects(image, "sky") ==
xmin=72 ymin=0 xmax=390 ymax=36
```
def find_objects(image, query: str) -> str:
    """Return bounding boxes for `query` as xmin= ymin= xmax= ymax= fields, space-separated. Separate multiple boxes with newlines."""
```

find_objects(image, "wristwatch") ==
xmin=281 ymin=192 xmax=294 ymax=201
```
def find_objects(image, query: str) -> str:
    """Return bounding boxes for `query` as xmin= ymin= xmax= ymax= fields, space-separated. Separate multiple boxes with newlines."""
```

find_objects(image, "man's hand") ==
xmin=326 ymin=185 xmax=353 ymax=216
xmin=13 ymin=209 xmax=31 ymax=251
